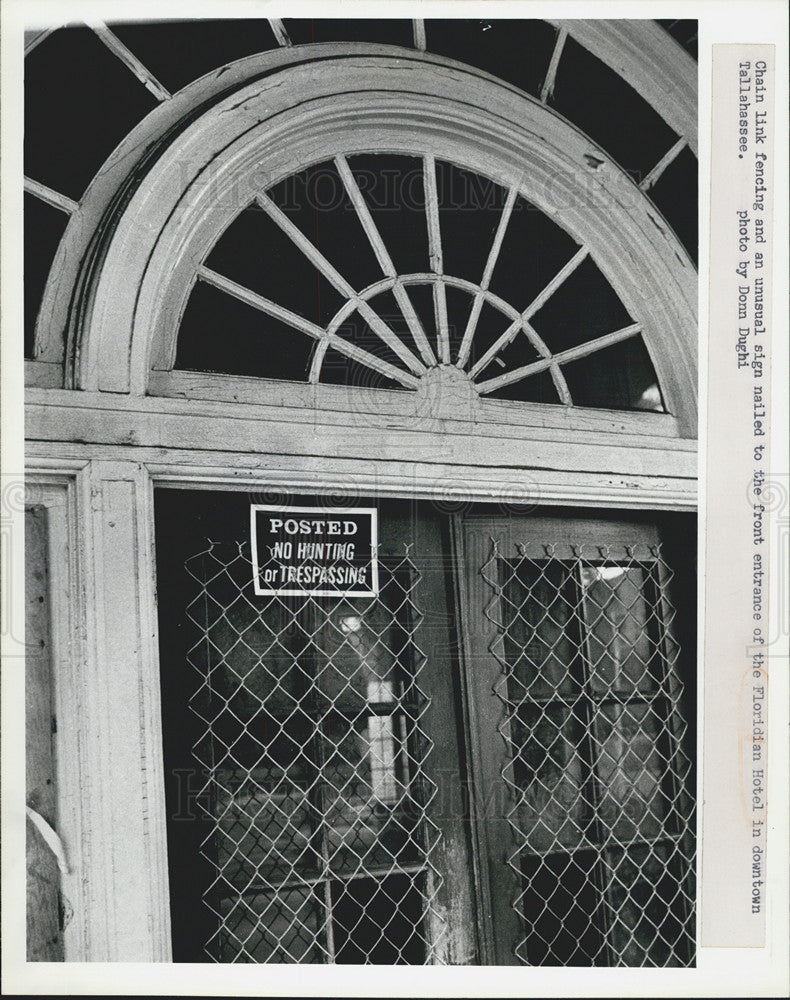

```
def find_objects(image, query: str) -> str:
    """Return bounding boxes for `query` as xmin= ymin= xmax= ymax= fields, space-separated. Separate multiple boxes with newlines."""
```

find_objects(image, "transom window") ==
xmin=176 ymin=153 xmax=665 ymax=413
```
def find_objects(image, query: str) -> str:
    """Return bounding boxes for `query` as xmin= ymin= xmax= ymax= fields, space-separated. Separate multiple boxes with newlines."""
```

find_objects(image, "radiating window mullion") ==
xmin=196 ymin=265 xmax=421 ymax=389
xmin=475 ymin=322 xmax=642 ymax=395
xmin=333 ymin=155 xmax=437 ymax=368
xmin=456 ymin=184 xmax=519 ymax=369
xmin=255 ymin=191 xmax=426 ymax=377
xmin=468 ymin=245 xmax=589 ymax=379
xmin=422 ymin=154 xmax=451 ymax=363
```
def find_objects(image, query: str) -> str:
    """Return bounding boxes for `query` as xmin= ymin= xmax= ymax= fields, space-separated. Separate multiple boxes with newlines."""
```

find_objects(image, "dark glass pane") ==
xmin=185 ymin=547 xmax=313 ymax=716
xmin=205 ymin=203 xmax=345 ymax=327
xmin=322 ymin=714 xmax=421 ymax=872
xmin=331 ymin=873 xmax=427 ymax=964
xmin=519 ymin=851 xmax=606 ymax=965
xmin=530 ymin=255 xmax=633 ymax=355
xmin=25 ymin=27 xmax=157 ymax=201
xmin=647 ymin=145 xmax=699 ymax=264
xmin=467 ymin=301 xmax=541 ymax=376
xmin=110 ymin=19 xmax=279 ymax=94
xmin=593 ymin=701 xmax=668 ymax=841
xmin=213 ymin=764 xmax=319 ymax=885
xmin=425 ymin=19 xmax=557 ymax=98
xmin=311 ymin=598 xmax=406 ymax=710
xmin=175 ymin=279 xmax=314 ymax=380
xmin=218 ymin=887 xmax=325 ymax=962
xmin=268 ymin=160 xmax=384 ymax=292
xmin=284 ymin=18 xmax=413 ymax=47
xmin=561 ymin=335 xmax=665 ymax=412
xmin=436 ymin=160 xmax=506 ymax=285
xmin=511 ymin=704 xmax=590 ymax=854
xmin=485 ymin=369 xmax=560 ymax=404
xmin=550 ymin=36 xmax=680 ymax=181
xmin=487 ymin=326 xmax=545 ymax=374
xmin=24 ymin=194 xmax=68 ymax=358
xmin=580 ymin=565 xmax=658 ymax=695
xmin=499 ymin=558 xmax=581 ymax=699
xmin=487 ymin=196 xmax=579 ymax=314
xmin=603 ymin=842 xmax=695 ymax=966
xmin=346 ymin=155 xmax=429 ymax=276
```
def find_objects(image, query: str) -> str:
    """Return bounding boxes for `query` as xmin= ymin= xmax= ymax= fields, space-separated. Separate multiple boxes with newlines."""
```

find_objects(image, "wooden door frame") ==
xmin=453 ymin=510 xmax=696 ymax=965
xmin=23 ymin=453 xmax=697 ymax=962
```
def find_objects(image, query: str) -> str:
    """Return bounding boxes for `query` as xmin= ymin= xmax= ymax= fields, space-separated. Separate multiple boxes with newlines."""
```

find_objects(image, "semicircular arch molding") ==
xmin=68 ymin=52 xmax=697 ymax=434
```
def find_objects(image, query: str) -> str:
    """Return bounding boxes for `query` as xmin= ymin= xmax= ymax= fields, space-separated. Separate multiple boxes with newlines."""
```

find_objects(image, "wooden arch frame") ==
xmin=60 ymin=49 xmax=696 ymax=437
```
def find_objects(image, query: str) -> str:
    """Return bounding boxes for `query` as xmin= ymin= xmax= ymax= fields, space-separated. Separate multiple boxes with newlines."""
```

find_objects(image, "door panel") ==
xmin=156 ymin=491 xmax=476 ymax=964
xmin=458 ymin=513 xmax=695 ymax=967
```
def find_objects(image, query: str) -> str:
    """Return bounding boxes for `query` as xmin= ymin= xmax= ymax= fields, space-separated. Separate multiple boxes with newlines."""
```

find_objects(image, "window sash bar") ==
xmin=476 ymin=323 xmax=642 ymax=395
xmin=639 ymin=137 xmax=688 ymax=191
xmin=90 ymin=22 xmax=172 ymax=102
xmin=269 ymin=18 xmax=292 ymax=47
xmin=456 ymin=184 xmax=519 ymax=370
xmin=196 ymin=265 xmax=420 ymax=389
xmin=24 ymin=177 xmax=78 ymax=215
xmin=423 ymin=155 xmax=451 ymax=363
xmin=468 ymin=246 xmax=589 ymax=379
xmin=256 ymin=191 xmax=426 ymax=376
xmin=540 ymin=27 xmax=568 ymax=103
xmin=334 ymin=155 xmax=437 ymax=367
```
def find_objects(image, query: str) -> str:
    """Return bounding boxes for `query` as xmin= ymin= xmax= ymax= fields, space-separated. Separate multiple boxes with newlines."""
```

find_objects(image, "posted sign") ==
xmin=250 ymin=505 xmax=379 ymax=597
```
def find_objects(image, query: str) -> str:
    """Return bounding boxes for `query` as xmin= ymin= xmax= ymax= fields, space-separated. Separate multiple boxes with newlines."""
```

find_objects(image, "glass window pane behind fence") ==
xmin=495 ymin=546 xmax=695 ymax=966
xmin=183 ymin=541 xmax=443 ymax=963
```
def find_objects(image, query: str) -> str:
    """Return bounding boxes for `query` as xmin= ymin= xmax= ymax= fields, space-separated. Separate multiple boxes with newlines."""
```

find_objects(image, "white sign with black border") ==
xmin=250 ymin=505 xmax=379 ymax=597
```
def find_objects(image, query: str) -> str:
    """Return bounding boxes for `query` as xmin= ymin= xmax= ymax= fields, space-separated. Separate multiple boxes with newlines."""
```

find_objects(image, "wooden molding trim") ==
xmin=25 ymin=466 xmax=172 ymax=960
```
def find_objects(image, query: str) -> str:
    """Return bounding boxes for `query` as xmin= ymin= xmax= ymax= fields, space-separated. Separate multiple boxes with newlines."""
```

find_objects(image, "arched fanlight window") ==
xmin=177 ymin=153 xmax=664 ymax=413
xmin=45 ymin=53 xmax=694 ymax=438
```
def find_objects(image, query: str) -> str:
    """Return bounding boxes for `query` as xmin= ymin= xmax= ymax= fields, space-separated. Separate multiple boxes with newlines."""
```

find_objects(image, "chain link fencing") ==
xmin=482 ymin=539 xmax=695 ymax=967
xmin=184 ymin=541 xmax=445 ymax=964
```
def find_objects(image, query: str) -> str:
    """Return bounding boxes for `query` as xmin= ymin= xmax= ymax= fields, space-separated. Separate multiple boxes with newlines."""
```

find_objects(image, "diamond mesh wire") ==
xmin=184 ymin=540 xmax=445 ymax=964
xmin=482 ymin=540 xmax=695 ymax=967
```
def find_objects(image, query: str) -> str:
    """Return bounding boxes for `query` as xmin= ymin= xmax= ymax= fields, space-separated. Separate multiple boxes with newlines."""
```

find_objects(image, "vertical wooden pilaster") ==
xmin=74 ymin=461 xmax=170 ymax=960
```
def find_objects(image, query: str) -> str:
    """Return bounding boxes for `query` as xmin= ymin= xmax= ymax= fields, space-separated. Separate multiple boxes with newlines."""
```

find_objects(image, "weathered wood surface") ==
xmin=26 ymin=507 xmax=63 ymax=961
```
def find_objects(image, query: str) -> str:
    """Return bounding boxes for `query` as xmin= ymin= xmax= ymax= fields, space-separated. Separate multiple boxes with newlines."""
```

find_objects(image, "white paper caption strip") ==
xmin=703 ymin=43 xmax=775 ymax=948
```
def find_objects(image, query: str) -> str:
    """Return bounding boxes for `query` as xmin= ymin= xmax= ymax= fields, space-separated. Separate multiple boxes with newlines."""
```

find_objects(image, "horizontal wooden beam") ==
xmin=147 ymin=369 xmax=684 ymax=438
xmin=25 ymin=439 xmax=697 ymax=512
xmin=26 ymin=390 xmax=697 ymax=483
